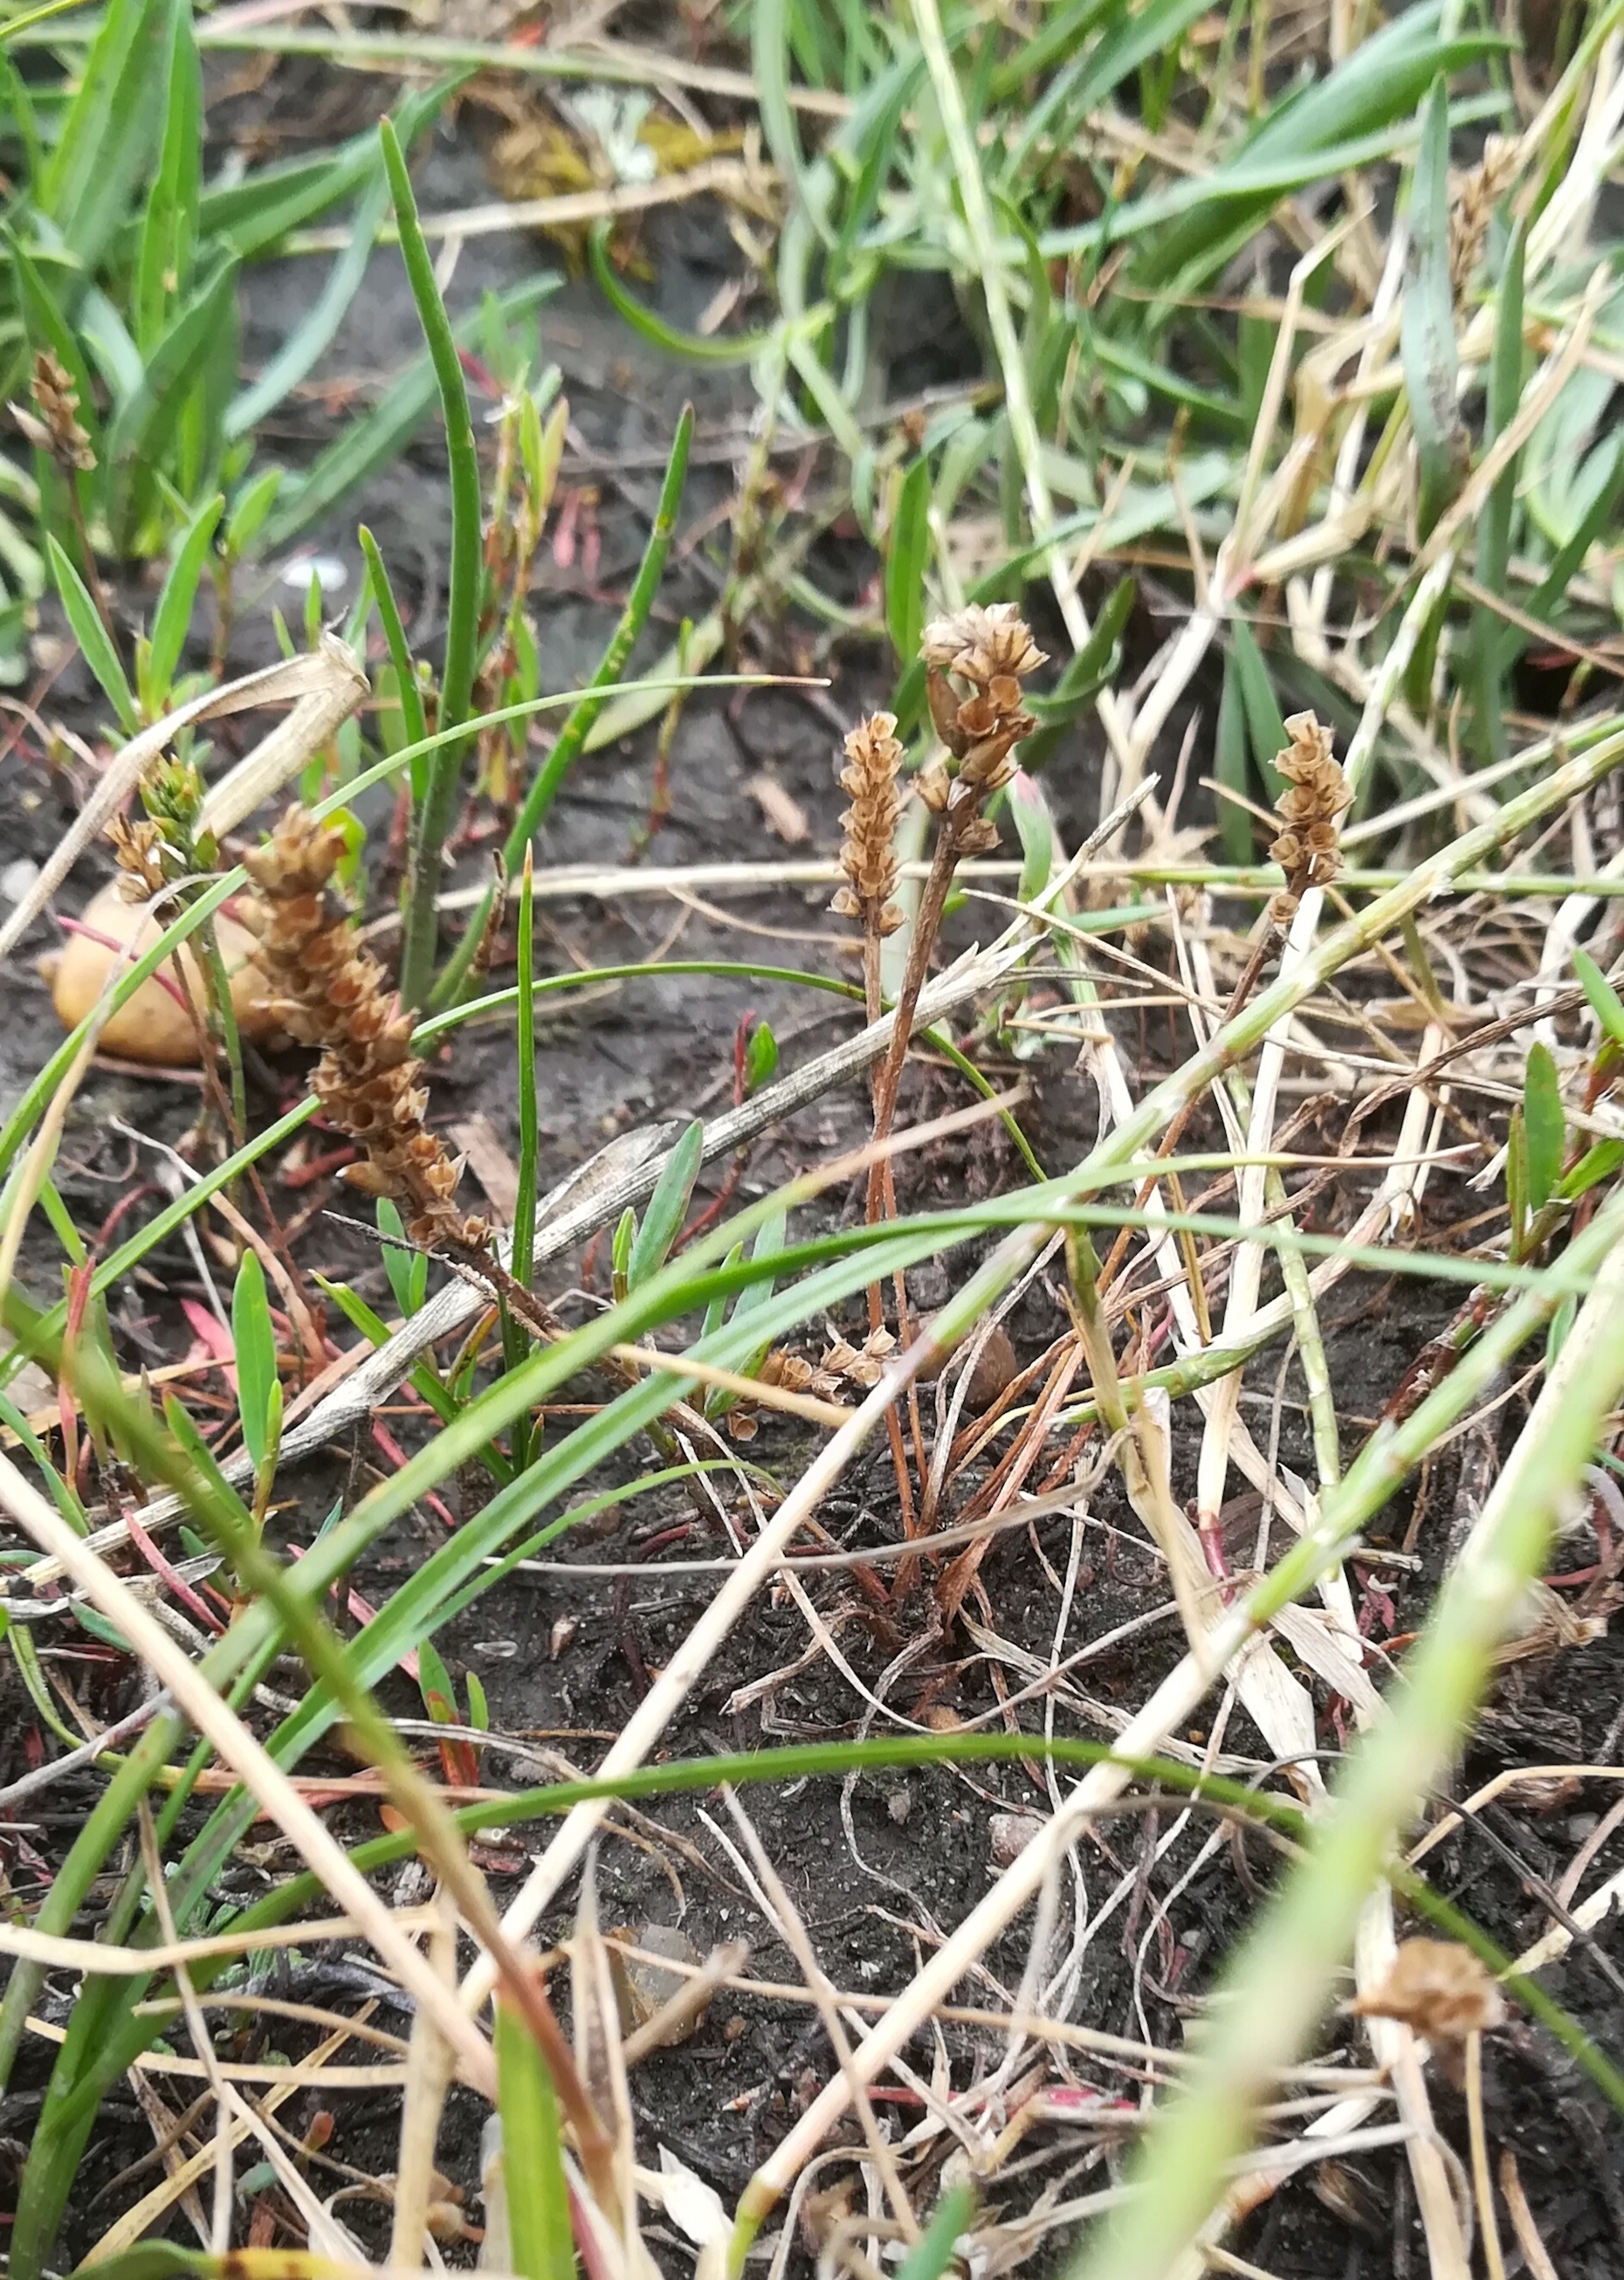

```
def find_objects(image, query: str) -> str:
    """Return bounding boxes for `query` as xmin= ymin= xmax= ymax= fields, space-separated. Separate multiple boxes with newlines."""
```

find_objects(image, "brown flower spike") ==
xmin=242 ymin=806 xmax=487 ymax=1252
xmin=830 ymin=713 xmax=905 ymax=939
xmin=1269 ymin=710 xmax=1350 ymax=923
xmin=13 ymin=350 xmax=95 ymax=473
xmin=920 ymin=603 xmax=1046 ymax=814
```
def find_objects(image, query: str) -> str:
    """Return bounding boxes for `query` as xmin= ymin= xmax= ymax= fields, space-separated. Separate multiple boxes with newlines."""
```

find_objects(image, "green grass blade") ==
xmin=132 ymin=0 xmax=200 ymax=353
xmin=895 ymin=2186 xmax=975 ymax=2280
xmin=513 ymin=853 xmax=538 ymax=1289
xmin=628 ymin=1119 xmax=703 ymax=1288
xmin=230 ymin=1250 xmax=276 ymax=1474
xmin=104 ymin=255 xmax=240 ymax=534
xmin=1214 ymin=645 xmax=1256 ymax=865
xmin=224 ymin=161 xmax=389 ymax=441
xmin=884 ymin=453 xmax=931 ymax=667
xmin=46 ymin=532 xmax=136 ymax=734
xmin=358 ymin=522 xmax=429 ymax=797
xmin=588 ymin=220 xmax=778 ymax=363
xmin=1523 ymin=1040 xmax=1564 ymax=1213
xmin=494 ymin=2004 xmax=577 ymax=2280
xmin=39 ymin=0 xmax=167 ymax=270
xmin=1468 ymin=215 xmax=1525 ymax=763
xmin=380 ymin=111 xmax=484 ymax=1009
xmin=753 ymin=0 xmax=832 ymax=245
xmin=1400 ymin=75 xmax=1467 ymax=541
xmin=430 ymin=402 xmax=693 ymax=1009
xmin=144 ymin=490 xmax=222 ymax=708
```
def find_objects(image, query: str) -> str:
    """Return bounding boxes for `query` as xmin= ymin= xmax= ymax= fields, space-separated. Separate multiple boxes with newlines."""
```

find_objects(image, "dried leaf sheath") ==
xmin=242 ymin=806 xmax=487 ymax=1251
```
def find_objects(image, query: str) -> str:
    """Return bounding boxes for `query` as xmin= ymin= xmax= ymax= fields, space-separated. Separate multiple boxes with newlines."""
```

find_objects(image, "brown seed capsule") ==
xmin=919 ymin=603 xmax=1044 ymax=795
xmin=1349 ymin=1938 xmax=1506 ymax=2045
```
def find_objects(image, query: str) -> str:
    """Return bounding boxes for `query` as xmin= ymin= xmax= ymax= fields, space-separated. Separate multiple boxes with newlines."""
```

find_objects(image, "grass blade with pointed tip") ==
xmin=1524 ymin=1041 xmax=1565 ymax=1215
xmin=230 ymin=1250 xmax=276 ymax=1477
xmin=380 ymin=113 xmax=483 ymax=1010
xmin=46 ymin=534 xmax=136 ymax=734
xmin=131 ymin=0 xmax=199 ymax=355
xmin=143 ymin=491 xmax=222 ymax=711
xmin=629 ymin=1120 xmax=704 ymax=1288
xmin=884 ymin=454 xmax=931 ymax=668
xmin=1467 ymin=215 xmax=1525 ymax=764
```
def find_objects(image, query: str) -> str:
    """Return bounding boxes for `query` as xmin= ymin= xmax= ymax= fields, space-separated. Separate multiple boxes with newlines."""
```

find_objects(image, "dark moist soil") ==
xmin=3 ymin=75 xmax=1623 ymax=2280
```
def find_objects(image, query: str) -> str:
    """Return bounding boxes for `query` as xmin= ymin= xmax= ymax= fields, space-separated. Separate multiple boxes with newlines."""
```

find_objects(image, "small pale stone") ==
xmin=1 ymin=856 xmax=38 ymax=906
xmin=990 ymin=1810 xmax=1046 ymax=1868
xmin=613 ymin=1923 xmax=704 ymax=2041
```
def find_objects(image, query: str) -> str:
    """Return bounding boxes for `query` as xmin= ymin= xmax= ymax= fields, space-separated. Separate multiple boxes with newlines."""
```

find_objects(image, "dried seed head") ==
xmin=244 ymin=805 xmax=487 ymax=1253
xmin=1268 ymin=710 xmax=1350 ymax=922
xmin=822 ymin=1326 xmax=896 ymax=1388
xmin=107 ymin=816 xmax=168 ymax=899
xmin=919 ymin=603 xmax=1044 ymax=794
xmin=831 ymin=713 xmax=904 ymax=937
xmin=1349 ymin=1938 xmax=1506 ymax=2046
xmin=14 ymin=350 xmax=95 ymax=473
xmin=1448 ymin=136 xmax=1518 ymax=298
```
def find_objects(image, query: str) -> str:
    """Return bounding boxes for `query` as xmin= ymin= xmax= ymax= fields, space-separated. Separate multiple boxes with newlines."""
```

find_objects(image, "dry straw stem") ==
xmin=724 ymin=725 xmax=1624 ymax=2226
xmin=1080 ymin=1177 xmax=1624 ymax=2280
xmin=0 ymin=637 xmax=368 ymax=968
xmin=455 ymin=725 xmax=1624 ymax=2065
xmin=0 ymin=1449 xmax=499 ymax=2097
xmin=1194 ymin=543 xmax=1452 ymax=1572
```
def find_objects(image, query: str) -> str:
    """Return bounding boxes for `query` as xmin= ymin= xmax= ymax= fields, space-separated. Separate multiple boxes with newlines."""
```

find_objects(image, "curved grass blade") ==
xmin=143 ymin=490 xmax=223 ymax=710
xmin=588 ymin=220 xmax=778 ymax=364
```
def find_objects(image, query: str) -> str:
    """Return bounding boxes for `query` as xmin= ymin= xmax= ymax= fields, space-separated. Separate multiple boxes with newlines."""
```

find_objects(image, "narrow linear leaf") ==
xmin=45 ymin=534 xmax=137 ymax=735
xmin=1573 ymin=946 xmax=1624 ymax=1050
xmin=230 ymin=1250 xmax=277 ymax=1475
xmin=146 ymin=491 xmax=223 ymax=706
xmin=1523 ymin=1040 xmax=1564 ymax=1214
xmin=494 ymin=2006 xmax=576 ymax=2280
xmin=628 ymin=1119 xmax=704 ymax=1289
xmin=884 ymin=455 xmax=931 ymax=668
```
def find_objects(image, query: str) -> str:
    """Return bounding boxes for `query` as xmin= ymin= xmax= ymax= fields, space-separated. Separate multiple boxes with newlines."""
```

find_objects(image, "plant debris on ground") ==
xmin=1 ymin=3 xmax=1623 ymax=2280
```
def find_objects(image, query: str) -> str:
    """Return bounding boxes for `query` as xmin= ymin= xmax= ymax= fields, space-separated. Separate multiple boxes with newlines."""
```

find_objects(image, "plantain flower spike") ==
xmin=1268 ymin=710 xmax=1350 ymax=924
xmin=242 ymin=806 xmax=487 ymax=1252
xmin=830 ymin=713 xmax=905 ymax=938
xmin=920 ymin=603 xmax=1045 ymax=799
